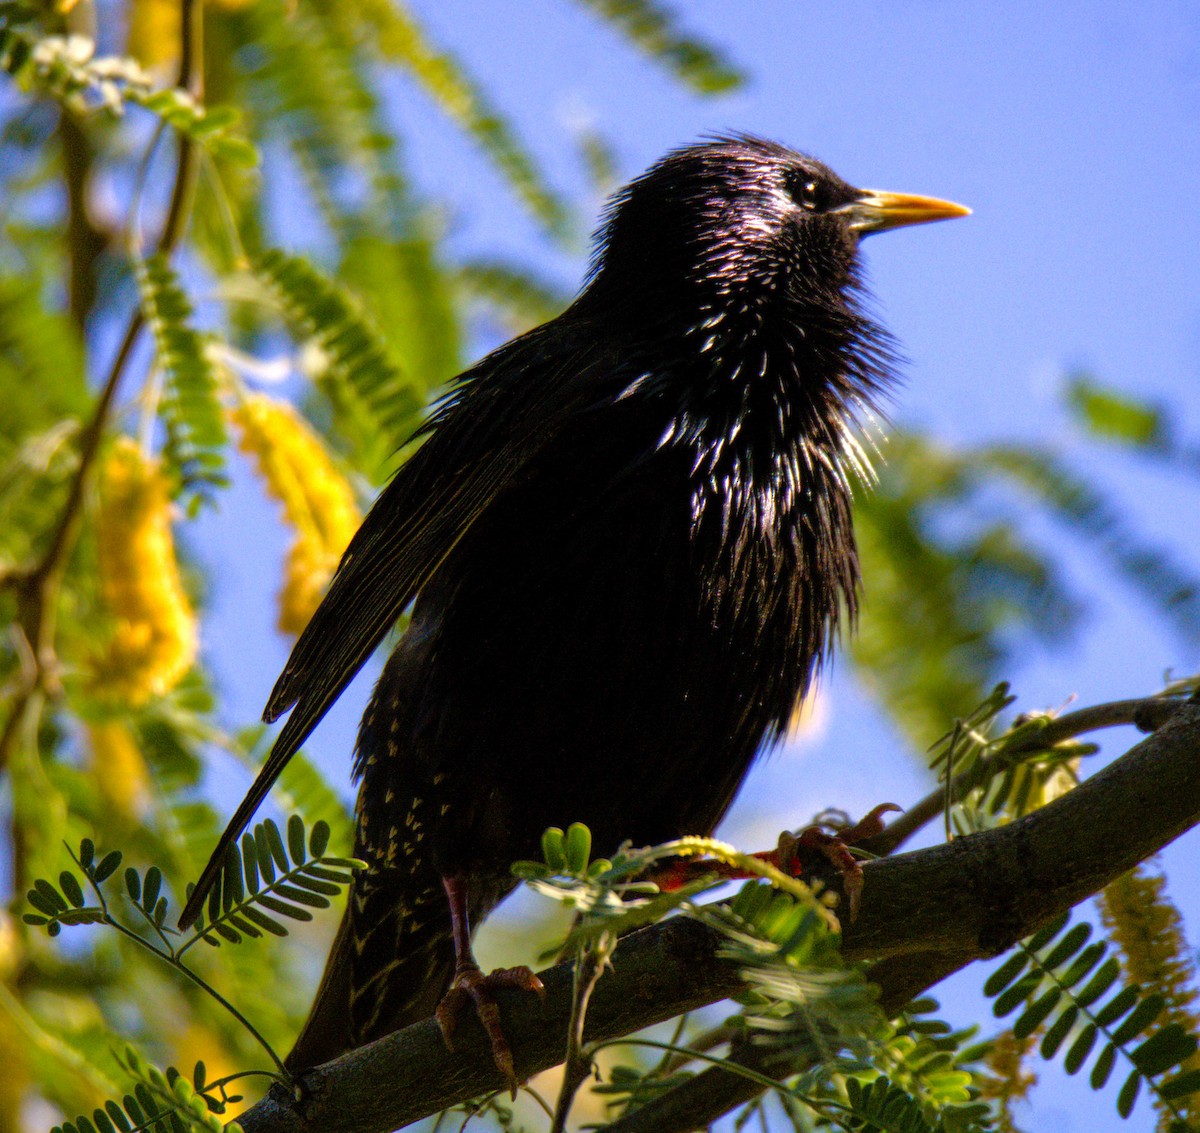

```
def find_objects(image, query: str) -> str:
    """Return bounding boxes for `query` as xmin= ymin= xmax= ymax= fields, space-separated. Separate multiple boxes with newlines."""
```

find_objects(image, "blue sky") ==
xmin=194 ymin=3 xmax=1200 ymax=1128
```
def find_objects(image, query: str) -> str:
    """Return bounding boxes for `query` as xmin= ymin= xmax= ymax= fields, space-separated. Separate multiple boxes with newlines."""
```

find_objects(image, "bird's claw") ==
xmin=436 ymin=963 xmax=545 ymax=1097
xmin=776 ymin=803 xmax=902 ymax=921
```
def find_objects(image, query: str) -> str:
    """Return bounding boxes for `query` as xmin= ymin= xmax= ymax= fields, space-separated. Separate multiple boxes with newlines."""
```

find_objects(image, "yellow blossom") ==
xmin=86 ymin=719 xmax=151 ymax=821
xmin=229 ymin=394 xmax=360 ymax=635
xmin=979 ymin=1029 xmax=1038 ymax=1133
xmin=92 ymin=437 xmax=197 ymax=705
xmin=1100 ymin=864 xmax=1200 ymax=1130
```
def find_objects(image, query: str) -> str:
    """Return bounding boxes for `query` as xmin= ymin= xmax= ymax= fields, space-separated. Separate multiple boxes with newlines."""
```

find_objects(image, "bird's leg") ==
xmin=434 ymin=875 xmax=545 ymax=1096
xmin=649 ymin=804 xmax=901 ymax=920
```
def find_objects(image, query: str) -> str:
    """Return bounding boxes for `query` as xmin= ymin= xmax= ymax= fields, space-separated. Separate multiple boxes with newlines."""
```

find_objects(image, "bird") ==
xmin=179 ymin=135 xmax=968 ymax=1083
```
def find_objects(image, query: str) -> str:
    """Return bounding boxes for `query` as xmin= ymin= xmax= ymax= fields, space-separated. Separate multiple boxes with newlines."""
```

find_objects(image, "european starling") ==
xmin=179 ymin=135 xmax=968 ymax=1079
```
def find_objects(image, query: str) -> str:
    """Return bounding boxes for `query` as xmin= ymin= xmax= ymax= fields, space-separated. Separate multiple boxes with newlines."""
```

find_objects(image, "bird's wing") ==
xmin=179 ymin=323 xmax=619 ymax=928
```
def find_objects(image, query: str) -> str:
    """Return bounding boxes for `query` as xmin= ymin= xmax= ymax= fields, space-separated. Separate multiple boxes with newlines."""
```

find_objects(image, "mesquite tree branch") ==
xmin=235 ymin=699 xmax=1200 ymax=1133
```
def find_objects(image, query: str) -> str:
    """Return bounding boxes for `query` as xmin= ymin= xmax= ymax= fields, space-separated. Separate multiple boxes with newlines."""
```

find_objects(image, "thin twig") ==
xmin=551 ymin=935 xmax=614 ymax=1133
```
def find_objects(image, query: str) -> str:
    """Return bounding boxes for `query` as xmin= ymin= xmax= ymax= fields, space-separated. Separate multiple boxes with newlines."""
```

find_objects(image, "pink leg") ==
xmin=434 ymin=876 xmax=545 ymax=1096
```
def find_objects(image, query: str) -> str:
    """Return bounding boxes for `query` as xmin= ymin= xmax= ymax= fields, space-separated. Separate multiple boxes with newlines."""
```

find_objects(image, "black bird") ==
xmin=180 ymin=136 xmax=967 ymax=1080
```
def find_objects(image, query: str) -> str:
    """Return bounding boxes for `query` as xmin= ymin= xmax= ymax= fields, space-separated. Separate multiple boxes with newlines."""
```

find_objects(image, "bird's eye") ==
xmin=784 ymin=170 xmax=831 ymax=213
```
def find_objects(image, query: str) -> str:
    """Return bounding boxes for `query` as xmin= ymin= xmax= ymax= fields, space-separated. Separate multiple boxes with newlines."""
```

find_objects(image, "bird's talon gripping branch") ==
xmin=436 ymin=964 xmax=545 ymax=1096
xmin=772 ymin=803 xmax=902 ymax=920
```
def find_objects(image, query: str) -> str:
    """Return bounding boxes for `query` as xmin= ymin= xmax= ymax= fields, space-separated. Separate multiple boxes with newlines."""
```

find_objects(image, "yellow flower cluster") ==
xmin=979 ymin=1029 xmax=1038 ymax=1133
xmin=126 ymin=0 xmax=253 ymax=69
xmin=86 ymin=719 xmax=151 ymax=822
xmin=92 ymin=437 xmax=197 ymax=705
xmin=1100 ymin=864 xmax=1200 ymax=1127
xmin=229 ymin=394 xmax=361 ymax=636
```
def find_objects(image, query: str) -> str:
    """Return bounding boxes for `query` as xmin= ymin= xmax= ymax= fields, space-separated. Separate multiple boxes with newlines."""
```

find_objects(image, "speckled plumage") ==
xmin=180 ymin=136 xmax=967 ymax=1072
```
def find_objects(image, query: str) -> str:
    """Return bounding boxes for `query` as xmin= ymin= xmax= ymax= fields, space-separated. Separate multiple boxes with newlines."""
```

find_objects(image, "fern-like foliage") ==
xmin=51 ymin=1044 xmax=247 ymax=1133
xmin=984 ymin=912 xmax=1200 ymax=1122
xmin=135 ymin=253 xmax=228 ymax=513
xmin=186 ymin=814 xmax=362 ymax=949
xmin=840 ymin=1076 xmax=943 ymax=1132
xmin=571 ymin=0 xmax=744 ymax=94
xmin=978 ymin=444 xmax=1200 ymax=651
xmin=252 ymin=248 xmax=424 ymax=471
xmin=22 ymin=821 xmax=361 ymax=952
xmin=854 ymin=997 xmax=994 ymax=1131
xmin=700 ymin=880 xmax=880 ymax=1061
xmin=23 ymin=822 xmax=362 ymax=1085
xmin=456 ymin=257 xmax=570 ymax=334
xmin=0 ymin=8 xmax=255 ymax=165
xmin=339 ymin=0 xmax=569 ymax=236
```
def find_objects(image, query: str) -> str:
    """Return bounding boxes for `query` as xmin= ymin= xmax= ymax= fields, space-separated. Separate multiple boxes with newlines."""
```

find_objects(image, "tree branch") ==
xmin=234 ymin=699 xmax=1200 ymax=1133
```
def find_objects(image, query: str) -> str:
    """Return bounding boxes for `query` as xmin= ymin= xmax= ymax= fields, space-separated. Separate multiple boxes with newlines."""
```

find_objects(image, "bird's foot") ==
xmin=648 ymin=803 xmax=900 ymax=920
xmin=436 ymin=963 xmax=545 ymax=1096
xmin=768 ymin=803 xmax=902 ymax=921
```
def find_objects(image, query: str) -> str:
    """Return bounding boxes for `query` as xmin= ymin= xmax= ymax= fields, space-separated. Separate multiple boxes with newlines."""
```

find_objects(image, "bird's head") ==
xmin=583 ymin=135 xmax=968 ymax=331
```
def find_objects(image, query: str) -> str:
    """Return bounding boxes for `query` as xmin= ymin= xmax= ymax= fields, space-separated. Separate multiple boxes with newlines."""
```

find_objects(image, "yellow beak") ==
xmin=841 ymin=189 xmax=971 ymax=234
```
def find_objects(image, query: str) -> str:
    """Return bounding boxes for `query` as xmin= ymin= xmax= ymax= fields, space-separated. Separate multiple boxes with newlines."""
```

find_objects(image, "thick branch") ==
xmin=235 ymin=701 xmax=1200 ymax=1133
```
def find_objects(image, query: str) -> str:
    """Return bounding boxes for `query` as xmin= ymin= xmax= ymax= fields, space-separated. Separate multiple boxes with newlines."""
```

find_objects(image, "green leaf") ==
xmin=221 ymin=842 xmax=244 ymax=913
xmin=1093 ymin=985 xmax=1139 ymax=1029
xmin=1091 ymin=1043 xmax=1117 ymax=1089
xmin=1013 ymin=988 xmax=1061 ymax=1039
xmin=1130 ymin=1024 xmax=1198 ymax=1077
xmin=1041 ymin=921 xmax=1091 ymax=970
xmin=33 ymin=879 xmax=67 ymax=913
xmin=1026 ymin=912 xmax=1070 ymax=953
xmin=1066 ymin=374 xmax=1166 ymax=449
xmin=241 ymin=833 xmax=259 ymax=895
xmin=239 ymin=905 xmax=289 ymax=937
xmin=565 ymin=822 xmax=592 ymax=875
xmin=254 ymin=823 xmax=278 ymax=885
xmin=1110 ymin=993 xmax=1163 ymax=1044
xmin=105 ymin=1100 xmax=132 ymax=1132
xmin=1074 ymin=956 xmax=1121 ymax=1008
xmin=993 ymin=974 xmax=1042 ymax=1017
xmin=1057 ymin=941 xmax=1106 ymax=989
xmin=542 ymin=827 xmax=566 ymax=871
xmin=1116 ymin=1069 xmax=1142 ymax=1118
xmin=983 ymin=952 xmax=1029 ymax=996
xmin=1041 ymin=1004 xmax=1078 ymax=1059
xmin=1064 ymin=1023 xmax=1097 ymax=1075
xmin=254 ymin=894 xmax=313 ymax=922
xmin=59 ymin=870 xmax=85 ymax=908
xmin=271 ymin=883 xmax=329 ymax=909
xmin=308 ymin=819 xmax=330 ymax=859
xmin=142 ymin=866 xmax=162 ymax=914
xmin=1161 ymin=1068 xmax=1200 ymax=1100
xmin=287 ymin=814 xmax=306 ymax=866
xmin=94 ymin=850 xmax=123 ymax=883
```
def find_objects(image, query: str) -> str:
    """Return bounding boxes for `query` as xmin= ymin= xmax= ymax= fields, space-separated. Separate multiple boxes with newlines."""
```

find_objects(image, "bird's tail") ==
xmin=286 ymin=862 xmax=459 ymax=1072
